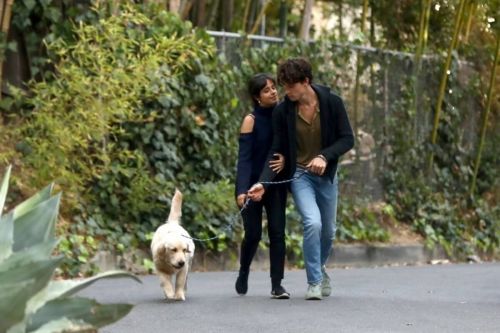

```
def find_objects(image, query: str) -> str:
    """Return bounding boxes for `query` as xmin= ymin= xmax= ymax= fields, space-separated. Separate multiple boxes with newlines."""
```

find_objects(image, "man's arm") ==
xmin=320 ymin=94 xmax=354 ymax=160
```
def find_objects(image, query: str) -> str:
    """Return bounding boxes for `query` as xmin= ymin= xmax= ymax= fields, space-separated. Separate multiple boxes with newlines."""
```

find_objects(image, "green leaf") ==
xmin=0 ymin=240 xmax=57 ymax=272
xmin=27 ymin=297 xmax=133 ymax=332
xmin=30 ymin=318 xmax=94 ymax=333
xmin=0 ymin=281 xmax=33 ymax=332
xmin=0 ymin=257 xmax=62 ymax=332
xmin=13 ymin=183 xmax=54 ymax=220
xmin=0 ymin=212 xmax=14 ymax=262
xmin=0 ymin=165 xmax=11 ymax=218
xmin=31 ymin=270 xmax=141 ymax=313
xmin=13 ymin=193 xmax=60 ymax=252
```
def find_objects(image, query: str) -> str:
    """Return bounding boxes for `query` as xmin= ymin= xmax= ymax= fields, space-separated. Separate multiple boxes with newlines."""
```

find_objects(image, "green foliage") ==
xmin=337 ymin=199 xmax=391 ymax=243
xmin=382 ymin=57 xmax=499 ymax=258
xmin=0 ymin=166 xmax=140 ymax=332
xmin=3 ymin=3 xmax=498 ymax=276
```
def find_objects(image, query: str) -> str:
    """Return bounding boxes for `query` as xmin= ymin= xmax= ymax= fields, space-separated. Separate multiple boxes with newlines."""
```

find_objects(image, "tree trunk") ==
xmin=207 ymin=0 xmax=220 ymax=29
xmin=338 ymin=0 xmax=343 ymax=39
xmin=222 ymin=0 xmax=234 ymax=31
xmin=428 ymin=0 xmax=467 ymax=171
xmin=180 ymin=0 xmax=194 ymax=20
xmin=0 ymin=0 xmax=14 ymax=99
xmin=299 ymin=0 xmax=314 ymax=41
xmin=169 ymin=0 xmax=181 ymax=14
xmin=278 ymin=0 xmax=287 ymax=38
xmin=470 ymin=33 xmax=499 ymax=195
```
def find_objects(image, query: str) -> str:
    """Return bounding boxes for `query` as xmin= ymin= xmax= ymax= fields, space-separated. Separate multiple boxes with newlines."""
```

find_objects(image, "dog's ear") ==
xmin=185 ymin=243 xmax=192 ymax=253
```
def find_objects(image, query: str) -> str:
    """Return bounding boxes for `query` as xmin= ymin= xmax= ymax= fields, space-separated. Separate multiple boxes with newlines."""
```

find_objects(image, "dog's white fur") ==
xmin=151 ymin=189 xmax=195 ymax=301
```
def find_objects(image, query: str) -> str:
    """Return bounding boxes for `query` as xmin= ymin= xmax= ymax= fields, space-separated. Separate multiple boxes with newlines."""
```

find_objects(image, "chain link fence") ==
xmin=208 ymin=31 xmax=479 ymax=202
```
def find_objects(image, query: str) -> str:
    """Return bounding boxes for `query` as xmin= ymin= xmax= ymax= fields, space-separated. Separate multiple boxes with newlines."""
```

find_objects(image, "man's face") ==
xmin=282 ymin=80 xmax=308 ymax=102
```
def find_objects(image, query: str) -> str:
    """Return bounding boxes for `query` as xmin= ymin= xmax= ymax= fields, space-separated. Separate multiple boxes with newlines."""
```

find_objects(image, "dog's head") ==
xmin=162 ymin=237 xmax=192 ymax=269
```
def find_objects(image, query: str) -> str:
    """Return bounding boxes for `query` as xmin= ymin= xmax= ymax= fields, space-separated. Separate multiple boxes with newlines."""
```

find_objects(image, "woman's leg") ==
xmin=264 ymin=184 xmax=287 ymax=284
xmin=239 ymin=201 xmax=263 ymax=272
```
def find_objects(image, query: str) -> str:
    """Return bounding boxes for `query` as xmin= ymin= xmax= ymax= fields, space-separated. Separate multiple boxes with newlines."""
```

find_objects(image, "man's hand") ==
xmin=269 ymin=153 xmax=285 ymax=173
xmin=247 ymin=183 xmax=265 ymax=202
xmin=306 ymin=155 xmax=327 ymax=175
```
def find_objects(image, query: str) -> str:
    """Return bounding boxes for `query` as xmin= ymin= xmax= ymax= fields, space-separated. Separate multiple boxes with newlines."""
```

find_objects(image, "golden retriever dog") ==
xmin=151 ymin=189 xmax=195 ymax=301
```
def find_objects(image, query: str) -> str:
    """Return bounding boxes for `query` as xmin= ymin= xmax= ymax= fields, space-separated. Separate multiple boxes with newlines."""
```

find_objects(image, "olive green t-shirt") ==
xmin=296 ymin=105 xmax=322 ymax=167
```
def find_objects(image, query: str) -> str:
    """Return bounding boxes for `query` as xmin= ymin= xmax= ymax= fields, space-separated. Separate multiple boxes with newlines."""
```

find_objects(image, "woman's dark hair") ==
xmin=277 ymin=58 xmax=313 ymax=85
xmin=248 ymin=73 xmax=276 ymax=106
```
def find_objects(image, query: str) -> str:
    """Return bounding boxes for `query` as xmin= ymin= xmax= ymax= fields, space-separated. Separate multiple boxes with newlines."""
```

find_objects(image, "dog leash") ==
xmin=182 ymin=169 xmax=309 ymax=242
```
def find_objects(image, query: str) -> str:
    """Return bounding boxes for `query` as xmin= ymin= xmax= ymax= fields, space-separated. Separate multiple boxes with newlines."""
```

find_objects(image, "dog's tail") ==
xmin=167 ymin=188 xmax=183 ymax=224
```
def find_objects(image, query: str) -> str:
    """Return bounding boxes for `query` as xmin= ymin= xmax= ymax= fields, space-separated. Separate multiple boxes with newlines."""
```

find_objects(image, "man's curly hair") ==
xmin=277 ymin=58 xmax=313 ymax=85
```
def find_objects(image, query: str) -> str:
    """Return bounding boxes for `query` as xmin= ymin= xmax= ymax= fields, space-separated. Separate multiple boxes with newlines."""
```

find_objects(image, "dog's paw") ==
xmin=163 ymin=291 xmax=175 ymax=299
xmin=174 ymin=292 xmax=186 ymax=301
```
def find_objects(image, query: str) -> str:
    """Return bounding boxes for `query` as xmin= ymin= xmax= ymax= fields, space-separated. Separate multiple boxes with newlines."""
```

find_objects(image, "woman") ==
xmin=235 ymin=73 xmax=289 ymax=299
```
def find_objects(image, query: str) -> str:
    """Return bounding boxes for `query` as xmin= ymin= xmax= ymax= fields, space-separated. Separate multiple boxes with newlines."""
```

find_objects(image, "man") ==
xmin=247 ymin=58 xmax=354 ymax=300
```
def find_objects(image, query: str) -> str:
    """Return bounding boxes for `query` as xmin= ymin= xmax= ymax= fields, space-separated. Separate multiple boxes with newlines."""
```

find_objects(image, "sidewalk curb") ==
xmin=329 ymin=243 xmax=447 ymax=268
xmin=88 ymin=243 xmax=448 ymax=274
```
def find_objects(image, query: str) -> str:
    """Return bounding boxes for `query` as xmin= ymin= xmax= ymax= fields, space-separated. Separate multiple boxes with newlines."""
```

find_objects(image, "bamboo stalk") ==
xmin=470 ymin=33 xmax=499 ymax=196
xmin=463 ymin=0 xmax=476 ymax=44
xmin=415 ymin=0 xmax=431 ymax=69
xmin=352 ymin=0 xmax=369 ymax=142
xmin=412 ymin=0 xmax=432 ymax=141
xmin=427 ymin=0 xmax=467 ymax=171
xmin=242 ymin=0 xmax=251 ymax=32
xmin=422 ymin=0 xmax=432 ymax=52
xmin=249 ymin=0 xmax=271 ymax=36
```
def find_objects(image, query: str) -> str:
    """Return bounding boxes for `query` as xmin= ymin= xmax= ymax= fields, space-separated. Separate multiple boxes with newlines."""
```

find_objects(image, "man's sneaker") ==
xmin=235 ymin=271 xmax=249 ymax=295
xmin=271 ymin=285 xmax=290 ymax=299
xmin=321 ymin=265 xmax=332 ymax=297
xmin=305 ymin=284 xmax=322 ymax=300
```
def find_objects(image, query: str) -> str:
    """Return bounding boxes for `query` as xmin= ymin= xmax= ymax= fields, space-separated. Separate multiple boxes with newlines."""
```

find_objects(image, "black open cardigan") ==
xmin=259 ymin=84 xmax=354 ymax=186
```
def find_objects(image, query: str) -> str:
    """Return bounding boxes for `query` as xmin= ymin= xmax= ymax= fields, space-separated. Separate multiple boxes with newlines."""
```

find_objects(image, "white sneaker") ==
xmin=305 ymin=284 xmax=322 ymax=300
xmin=321 ymin=266 xmax=332 ymax=297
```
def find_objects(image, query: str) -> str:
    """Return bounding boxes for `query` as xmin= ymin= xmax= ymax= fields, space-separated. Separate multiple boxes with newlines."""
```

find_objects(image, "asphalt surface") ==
xmin=79 ymin=263 xmax=500 ymax=333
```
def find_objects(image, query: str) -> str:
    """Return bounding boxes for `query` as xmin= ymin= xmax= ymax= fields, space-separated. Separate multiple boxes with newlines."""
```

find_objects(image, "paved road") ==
xmin=79 ymin=263 xmax=500 ymax=333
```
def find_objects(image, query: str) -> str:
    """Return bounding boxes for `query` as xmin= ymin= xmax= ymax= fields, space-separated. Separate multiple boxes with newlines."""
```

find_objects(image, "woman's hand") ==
xmin=269 ymin=153 xmax=285 ymax=173
xmin=247 ymin=183 xmax=265 ymax=202
xmin=236 ymin=194 xmax=247 ymax=208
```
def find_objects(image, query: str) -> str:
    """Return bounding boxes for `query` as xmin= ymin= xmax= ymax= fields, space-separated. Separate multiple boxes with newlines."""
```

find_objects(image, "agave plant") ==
xmin=0 ymin=165 xmax=140 ymax=333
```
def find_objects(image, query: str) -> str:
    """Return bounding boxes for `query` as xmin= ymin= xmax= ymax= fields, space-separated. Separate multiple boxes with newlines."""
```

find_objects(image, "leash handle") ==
xmin=182 ymin=170 xmax=308 ymax=242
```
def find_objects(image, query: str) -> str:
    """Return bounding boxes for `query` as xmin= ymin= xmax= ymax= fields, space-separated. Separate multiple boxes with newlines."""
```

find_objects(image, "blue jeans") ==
xmin=290 ymin=168 xmax=338 ymax=285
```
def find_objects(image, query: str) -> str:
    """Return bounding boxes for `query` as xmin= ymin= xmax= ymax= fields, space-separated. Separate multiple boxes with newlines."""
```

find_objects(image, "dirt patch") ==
xmin=369 ymin=201 xmax=424 ymax=245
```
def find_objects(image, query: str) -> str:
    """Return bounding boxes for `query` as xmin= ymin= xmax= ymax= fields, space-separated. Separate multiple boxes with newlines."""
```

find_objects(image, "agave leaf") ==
xmin=0 ymin=212 xmax=14 ymax=262
xmin=27 ymin=297 xmax=133 ymax=332
xmin=0 ymin=240 xmax=58 ymax=272
xmin=28 ymin=270 xmax=140 ymax=315
xmin=30 ymin=318 xmax=95 ymax=333
xmin=0 ymin=256 xmax=62 ymax=285
xmin=13 ymin=193 xmax=61 ymax=252
xmin=0 ymin=257 xmax=63 ymax=332
xmin=13 ymin=183 xmax=54 ymax=220
xmin=0 ymin=281 xmax=34 ymax=333
xmin=0 ymin=165 xmax=11 ymax=218
xmin=46 ymin=270 xmax=141 ymax=299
